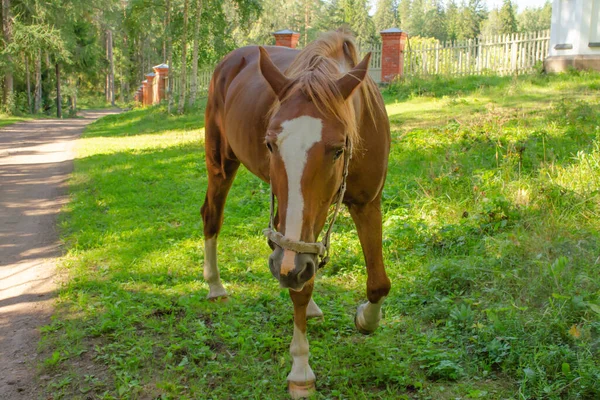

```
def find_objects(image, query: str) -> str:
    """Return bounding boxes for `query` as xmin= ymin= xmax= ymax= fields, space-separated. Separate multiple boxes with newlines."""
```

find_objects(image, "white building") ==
xmin=545 ymin=0 xmax=600 ymax=71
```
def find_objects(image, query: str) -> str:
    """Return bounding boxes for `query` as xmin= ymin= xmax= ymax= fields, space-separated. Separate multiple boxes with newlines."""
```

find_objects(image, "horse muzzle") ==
xmin=268 ymin=246 xmax=317 ymax=291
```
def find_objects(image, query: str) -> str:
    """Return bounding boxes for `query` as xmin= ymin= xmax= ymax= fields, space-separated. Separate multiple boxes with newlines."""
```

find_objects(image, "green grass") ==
xmin=41 ymin=71 xmax=600 ymax=399
xmin=0 ymin=113 xmax=31 ymax=128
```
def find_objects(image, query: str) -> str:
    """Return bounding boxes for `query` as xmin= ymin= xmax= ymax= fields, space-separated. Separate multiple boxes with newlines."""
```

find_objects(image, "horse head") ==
xmin=258 ymin=46 xmax=371 ymax=291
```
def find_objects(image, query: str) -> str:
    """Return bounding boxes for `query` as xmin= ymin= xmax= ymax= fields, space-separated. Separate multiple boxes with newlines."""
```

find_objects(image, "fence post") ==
xmin=435 ymin=42 xmax=439 ymax=74
xmin=380 ymin=28 xmax=408 ymax=82
xmin=153 ymin=64 xmax=169 ymax=103
xmin=142 ymin=81 xmax=148 ymax=106
xmin=145 ymin=73 xmax=155 ymax=106
xmin=273 ymin=29 xmax=300 ymax=48
xmin=511 ymin=35 xmax=518 ymax=73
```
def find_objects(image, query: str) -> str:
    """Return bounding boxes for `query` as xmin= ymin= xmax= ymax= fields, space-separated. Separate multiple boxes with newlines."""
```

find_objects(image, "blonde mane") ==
xmin=270 ymin=31 xmax=382 ymax=151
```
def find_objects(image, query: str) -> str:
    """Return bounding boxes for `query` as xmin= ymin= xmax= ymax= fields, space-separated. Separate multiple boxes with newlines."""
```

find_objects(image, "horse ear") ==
xmin=258 ymin=47 xmax=289 ymax=99
xmin=336 ymin=52 xmax=371 ymax=100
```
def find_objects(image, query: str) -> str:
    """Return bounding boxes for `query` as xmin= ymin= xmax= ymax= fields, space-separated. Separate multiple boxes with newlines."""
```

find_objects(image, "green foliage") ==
xmin=39 ymin=71 xmax=600 ymax=399
xmin=373 ymin=0 xmax=399 ymax=34
xmin=499 ymin=0 xmax=518 ymax=35
xmin=518 ymin=1 xmax=552 ymax=33
xmin=3 ymin=19 xmax=71 ymax=62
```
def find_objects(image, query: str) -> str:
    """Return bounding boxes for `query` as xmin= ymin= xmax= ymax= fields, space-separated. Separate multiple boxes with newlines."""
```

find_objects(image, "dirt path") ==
xmin=0 ymin=110 xmax=119 ymax=399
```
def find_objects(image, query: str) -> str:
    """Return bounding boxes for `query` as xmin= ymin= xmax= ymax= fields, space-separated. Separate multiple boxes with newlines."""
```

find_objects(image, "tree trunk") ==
xmin=178 ymin=0 xmax=189 ymax=114
xmin=55 ymin=63 xmax=61 ymax=118
xmin=34 ymin=50 xmax=41 ymax=113
xmin=70 ymin=77 xmax=76 ymax=113
xmin=190 ymin=0 xmax=202 ymax=105
xmin=107 ymin=29 xmax=115 ymax=106
xmin=2 ymin=0 xmax=13 ymax=108
xmin=304 ymin=0 xmax=309 ymax=47
xmin=166 ymin=0 xmax=173 ymax=113
xmin=25 ymin=54 xmax=32 ymax=113
xmin=105 ymin=32 xmax=109 ymax=103
xmin=73 ymin=77 xmax=77 ymax=111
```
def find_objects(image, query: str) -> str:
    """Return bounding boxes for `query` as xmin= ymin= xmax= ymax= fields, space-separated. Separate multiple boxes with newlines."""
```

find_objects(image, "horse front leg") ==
xmin=201 ymin=157 xmax=240 ymax=301
xmin=348 ymin=198 xmax=391 ymax=334
xmin=287 ymin=280 xmax=316 ymax=398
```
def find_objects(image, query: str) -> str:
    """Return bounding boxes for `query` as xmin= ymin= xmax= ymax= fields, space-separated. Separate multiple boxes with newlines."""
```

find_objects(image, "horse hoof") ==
xmin=288 ymin=380 xmax=316 ymax=399
xmin=354 ymin=312 xmax=374 ymax=335
xmin=354 ymin=302 xmax=381 ymax=335
xmin=208 ymin=295 xmax=228 ymax=303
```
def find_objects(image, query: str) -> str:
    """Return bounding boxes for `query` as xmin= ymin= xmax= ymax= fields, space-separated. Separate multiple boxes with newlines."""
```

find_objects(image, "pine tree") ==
xmin=398 ymin=0 xmax=411 ymax=31
xmin=373 ymin=0 xmax=398 ymax=32
xmin=445 ymin=0 xmax=459 ymax=41
xmin=422 ymin=0 xmax=447 ymax=41
xmin=499 ymin=0 xmax=517 ymax=34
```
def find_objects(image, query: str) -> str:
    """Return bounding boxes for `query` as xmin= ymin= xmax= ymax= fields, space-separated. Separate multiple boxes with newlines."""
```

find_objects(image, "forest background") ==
xmin=0 ymin=0 xmax=552 ymax=116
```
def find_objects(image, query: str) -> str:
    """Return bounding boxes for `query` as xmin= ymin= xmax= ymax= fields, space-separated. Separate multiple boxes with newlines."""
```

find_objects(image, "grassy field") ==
xmin=41 ymin=71 xmax=600 ymax=399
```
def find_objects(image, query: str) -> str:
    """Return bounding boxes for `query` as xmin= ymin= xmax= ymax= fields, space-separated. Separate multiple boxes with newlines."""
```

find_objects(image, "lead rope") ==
xmin=265 ymin=137 xmax=352 ymax=270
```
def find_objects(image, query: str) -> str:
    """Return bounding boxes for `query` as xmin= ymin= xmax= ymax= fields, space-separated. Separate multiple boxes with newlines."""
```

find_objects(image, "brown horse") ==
xmin=202 ymin=31 xmax=391 ymax=398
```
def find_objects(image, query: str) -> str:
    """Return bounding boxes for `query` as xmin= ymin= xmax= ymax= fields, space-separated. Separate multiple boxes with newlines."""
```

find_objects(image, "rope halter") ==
xmin=263 ymin=138 xmax=352 ymax=270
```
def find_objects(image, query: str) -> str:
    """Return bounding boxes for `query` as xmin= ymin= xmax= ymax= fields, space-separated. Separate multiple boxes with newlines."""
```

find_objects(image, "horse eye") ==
xmin=266 ymin=143 xmax=273 ymax=153
xmin=333 ymin=148 xmax=344 ymax=160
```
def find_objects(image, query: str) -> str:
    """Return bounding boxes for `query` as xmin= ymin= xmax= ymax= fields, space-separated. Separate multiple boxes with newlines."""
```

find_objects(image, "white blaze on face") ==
xmin=277 ymin=116 xmax=323 ymax=240
xmin=276 ymin=116 xmax=323 ymax=275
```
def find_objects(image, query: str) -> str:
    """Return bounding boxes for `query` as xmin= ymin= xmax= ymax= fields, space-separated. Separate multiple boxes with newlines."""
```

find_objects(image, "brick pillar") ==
xmin=145 ymin=73 xmax=155 ymax=106
xmin=153 ymin=64 xmax=169 ymax=103
xmin=380 ymin=28 xmax=408 ymax=82
xmin=142 ymin=80 xmax=149 ymax=106
xmin=273 ymin=29 xmax=300 ymax=48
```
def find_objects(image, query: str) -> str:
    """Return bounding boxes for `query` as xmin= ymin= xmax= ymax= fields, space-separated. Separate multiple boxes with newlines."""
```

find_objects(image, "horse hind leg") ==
xmin=201 ymin=118 xmax=240 ymax=300
xmin=348 ymin=199 xmax=391 ymax=334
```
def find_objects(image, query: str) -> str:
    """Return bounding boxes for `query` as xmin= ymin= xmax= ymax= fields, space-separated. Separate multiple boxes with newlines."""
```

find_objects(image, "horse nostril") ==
xmin=269 ymin=247 xmax=283 ymax=280
xmin=296 ymin=254 xmax=316 ymax=284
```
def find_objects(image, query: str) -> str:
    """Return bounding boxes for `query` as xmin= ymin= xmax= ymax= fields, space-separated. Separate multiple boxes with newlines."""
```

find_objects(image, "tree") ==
xmin=408 ymin=0 xmax=426 ymax=36
xmin=456 ymin=0 xmax=486 ymax=40
xmin=178 ymin=0 xmax=188 ymax=114
xmin=518 ymin=1 xmax=552 ymax=32
xmin=398 ymin=0 xmax=411 ymax=31
xmin=481 ymin=7 xmax=502 ymax=36
xmin=422 ymin=0 xmax=447 ymax=41
xmin=1 ymin=0 xmax=13 ymax=108
xmin=190 ymin=0 xmax=202 ymax=105
xmin=499 ymin=0 xmax=517 ymax=35
xmin=445 ymin=0 xmax=459 ymax=40
xmin=106 ymin=29 xmax=115 ymax=106
xmin=373 ymin=0 xmax=398 ymax=32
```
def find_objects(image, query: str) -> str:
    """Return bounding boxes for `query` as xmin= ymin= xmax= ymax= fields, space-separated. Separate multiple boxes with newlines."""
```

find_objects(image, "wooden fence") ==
xmin=164 ymin=29 xmax=550 ymax=103
xmin=169 ymin=67 xmax=213 ymax=100
xmin=359 ymin=43 xmax=382 ymax=83
xmin=404 ymin=30 xmax=550 ymax=76
xmin=170 ymin=43 xmax=383 ymax=99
